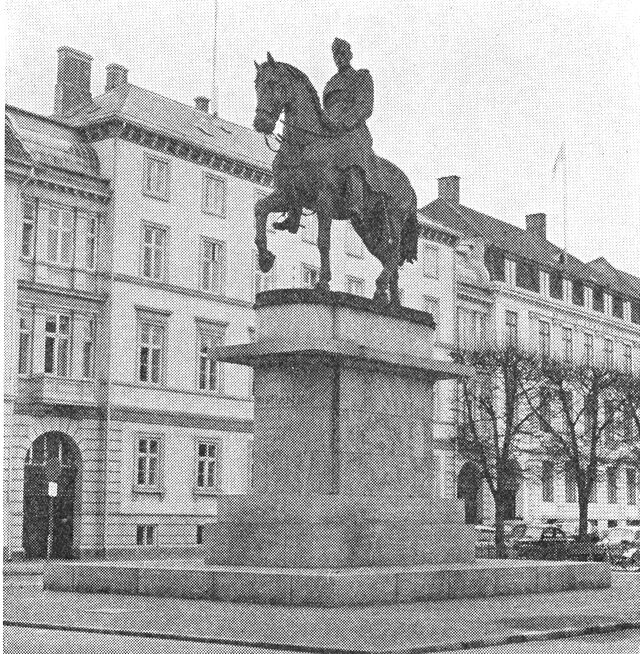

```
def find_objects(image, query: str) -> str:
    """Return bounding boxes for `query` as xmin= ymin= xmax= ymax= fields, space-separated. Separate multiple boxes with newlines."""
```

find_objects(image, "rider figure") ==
xmin=274 ymin=38 xmax=381 ymax=234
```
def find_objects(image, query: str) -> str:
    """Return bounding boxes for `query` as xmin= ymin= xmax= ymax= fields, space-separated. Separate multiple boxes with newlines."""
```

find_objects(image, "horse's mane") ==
xmin=280 ymin=62 xmax=323 ymax=117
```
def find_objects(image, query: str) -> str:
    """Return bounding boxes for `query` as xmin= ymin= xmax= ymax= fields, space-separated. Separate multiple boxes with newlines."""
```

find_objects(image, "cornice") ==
xmin=420 ymin=224 xmax=459 ymax=247
xmin=81 ymin=119 xmax=274 ymax=188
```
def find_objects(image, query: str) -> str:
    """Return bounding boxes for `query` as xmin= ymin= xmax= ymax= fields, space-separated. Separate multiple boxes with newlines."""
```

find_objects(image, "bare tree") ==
xmin=522 ymin=358 xmax=630 ymax=541
xmin=451 ymin=345 xmax=539 ymax=558
xmin=620 ymin=372 xmax=640 ymax=467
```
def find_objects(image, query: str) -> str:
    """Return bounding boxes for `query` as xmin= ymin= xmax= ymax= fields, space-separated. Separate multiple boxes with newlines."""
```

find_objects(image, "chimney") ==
xmin=438 ymin=175 xmax=460 ymax=205
xmin=525 ymin=213 xmax=547 ymax=240
xmin=54 ymin=46 xmax=92 ymax=116
xmin=105 ymin=63 xmax=128 ymax=92
xmin=194 ymin=96 xmax=210 ymax=112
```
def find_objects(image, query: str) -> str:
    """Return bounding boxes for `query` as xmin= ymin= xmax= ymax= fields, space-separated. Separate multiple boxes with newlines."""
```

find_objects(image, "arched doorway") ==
xmin=457 ymin=462 xmax=483 ymax=524
xmin=23 ymin=432 xmax=80 ymax=559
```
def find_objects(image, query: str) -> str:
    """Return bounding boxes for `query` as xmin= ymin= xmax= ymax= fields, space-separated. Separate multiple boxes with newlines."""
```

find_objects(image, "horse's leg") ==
xmin=254 ymin=189 xmax=289 ymax=272
xmin=389 ymin=267 xmax=400 ymax=306
xmin=373 ymin=204 xmax=399 ymax=305
xmin=315 ymin=187 xmax=334 ymax=292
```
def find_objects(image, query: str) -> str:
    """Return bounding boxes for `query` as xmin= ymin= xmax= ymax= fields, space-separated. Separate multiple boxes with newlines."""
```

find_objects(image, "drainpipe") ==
xmin=6 ymin=165 xmax=36 ymax=560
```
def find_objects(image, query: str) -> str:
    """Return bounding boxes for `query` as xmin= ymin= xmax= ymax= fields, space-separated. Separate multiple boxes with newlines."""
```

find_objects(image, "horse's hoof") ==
xmin=258 ymin=250 xmax=276 ymax=273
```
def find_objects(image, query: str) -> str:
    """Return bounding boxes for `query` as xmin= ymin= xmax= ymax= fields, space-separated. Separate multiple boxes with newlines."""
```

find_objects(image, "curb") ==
xmin=4 ymin=619 xmax=640 ymax=653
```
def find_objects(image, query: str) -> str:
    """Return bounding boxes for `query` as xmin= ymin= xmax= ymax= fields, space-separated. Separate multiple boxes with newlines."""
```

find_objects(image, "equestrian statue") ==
xmin=253 ymin=38 xmax=418 ymax=305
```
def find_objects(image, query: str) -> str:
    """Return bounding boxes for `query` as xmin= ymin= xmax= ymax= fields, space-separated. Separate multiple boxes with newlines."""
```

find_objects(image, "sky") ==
xmin=5 ymin=0 xmax=640 ymax=275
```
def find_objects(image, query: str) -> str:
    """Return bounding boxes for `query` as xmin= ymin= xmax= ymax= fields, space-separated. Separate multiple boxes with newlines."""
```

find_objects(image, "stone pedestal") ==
xmin=205 ymin=290 xmax=475 ymax=568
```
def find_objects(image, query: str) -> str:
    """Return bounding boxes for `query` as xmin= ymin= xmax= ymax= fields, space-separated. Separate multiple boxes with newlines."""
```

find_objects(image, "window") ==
xmin=200 ymin=238 xmax=225 ymax=294
xmin=254 ymin=251 xmax=276 ymax=296
xmin=565 ymin=463 xmax=577 ymax=503
xmin=458 ymin=308 xmax=486 ymax=350
xmin=197 ymin=328 xmax=224 ymax=393
xmin=549 ymin=271 xmax=563 ymax=300
xmin=196 ymin=440 xmax=220 ymax=489
xmin=607 ymin=467 xmax=618 ymax=504
xmin=571 ymin=280 xmax=584 ymax=307
xmin=515 ymin=260 xmax=540 ymax=292
xmin=196 ymin=525 xmax=204 ymax=545
xmin=82 ymin=213 xmax=97 ymax=270
xmin=505 ymin=310 xmax=518 ymax=347
xmin=542 ymin=461 xmax=554 ymax=502
xmin=44 ymin=315 xmax=70 ymax=377
xmin=423 ymin=297 xmax=440 ymax=337
xmin=136 ymin=525 xmax=156 ymax=546
xmin=631 ymin=300 xmax=640 ymax=325
xmin=46 ymin=205 xmax=74 ymax=266
xmin=562 ymin=327 xmax=573 ymax=363
xmin=138 ymin=322 xmax=164 ymax=384
xmin=345 ymin=223 xmax=364 ymax=258
xmin=21 ymin=199 xmax=36 ymax=258
xmin=18 ymin=311 xmax=33 ymax=375
xmin=484 ymin=246 xmax=506 ymax=282
xmin=143 ymin=154 xmax=169 ymax=200
xmin=604 ymin=338 xmax=614 ymax=368
xmin=202 ymin=173 xmax=226 ymax=217
xmin=539 ymin=386 xmax=552 ymax=433
xmin=624 ymin=344 xmax=632 ymax=373
xmin=302 ymin=214 xmax=318 ymax=244
xmin=301 ymin=264 xmax=319 ymax=288
xmin=588 ymin=479 xmax=598 ymax=504
xmin=612 ymin=295 xmax=624 ymax=319
xmin=141 ymin=224 xmax=167 ymax=280
xmin=628 ymin=468 xmax=637 ymax=506
xmin=592 ymin=287 xmax=604 ymax=313
xmin=137 ymin=436 xmax=159 ymax=487
xmin=422 ymin=244 xmax=439 ymax=278
xmin=538 ymin=320 xmax=551 ymax=359
xmin=584 ymin=333 xmax=594 ymax=366
xmin=247 ymin=440 xmax=254 ymax=491
xmin=81 ymin=320 xmax=95 ymax=379
xmin=346 ymin=276 xmax=365 ymax=296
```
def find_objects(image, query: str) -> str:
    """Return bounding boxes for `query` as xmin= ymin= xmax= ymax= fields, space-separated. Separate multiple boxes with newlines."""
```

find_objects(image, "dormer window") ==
xmin=515 ymin=260 xmax=539 ymax=292
xmin=484 ymin=246 xmax=505 ymax=282
xmin=571 ymin=280 xmax=584 ymax=307
xmin=549 ymin=271 xmax=563 ymax=300
xmin=592 ymin=287 xmax=604 ymax=312
xmin=612 ymin=295 xmax=624 ymax=319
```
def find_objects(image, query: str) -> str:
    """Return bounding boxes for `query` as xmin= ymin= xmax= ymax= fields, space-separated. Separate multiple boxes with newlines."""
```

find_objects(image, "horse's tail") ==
xmin=400 ymin=188 xmax=419 ymax=265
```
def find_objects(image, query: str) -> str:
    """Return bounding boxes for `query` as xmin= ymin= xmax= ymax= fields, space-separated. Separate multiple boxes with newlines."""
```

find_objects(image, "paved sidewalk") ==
xmin=4 ymin=572 xmax=639 ymax=653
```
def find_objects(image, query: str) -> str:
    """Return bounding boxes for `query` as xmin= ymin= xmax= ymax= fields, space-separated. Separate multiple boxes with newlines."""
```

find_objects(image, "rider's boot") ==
xmin=272 ymin=205 xmax=302 ymax=234
xmin=347 ymin=168 xmax=365 ymax=227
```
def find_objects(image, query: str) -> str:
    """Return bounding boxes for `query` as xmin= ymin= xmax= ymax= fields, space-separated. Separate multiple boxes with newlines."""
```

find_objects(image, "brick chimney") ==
xmin=54 ymin=46 xmax=92 ymax=116
xmin=194 ymin=96 xmax=210 ymax=112
xmin=105 ymin=63 xmax=128 ymax=92
xmin=525 ymin=213 xmax=547 ymax=240
xmin=438 ymin=175 xmax=460 ymax=205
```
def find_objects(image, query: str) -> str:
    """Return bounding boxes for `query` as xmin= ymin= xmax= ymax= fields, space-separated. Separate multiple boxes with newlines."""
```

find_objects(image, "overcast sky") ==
xmin=6 ymin=0 xmax=640 ymax=275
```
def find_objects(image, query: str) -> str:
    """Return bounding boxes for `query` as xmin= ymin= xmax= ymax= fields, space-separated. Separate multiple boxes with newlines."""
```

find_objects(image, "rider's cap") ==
xmin=332 ymin=38 xmax=352 ymax=56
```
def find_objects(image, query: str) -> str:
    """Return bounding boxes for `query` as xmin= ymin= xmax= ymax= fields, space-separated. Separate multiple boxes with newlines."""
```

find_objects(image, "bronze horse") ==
xmin=253 ymin=53 xmax=418 ymax=305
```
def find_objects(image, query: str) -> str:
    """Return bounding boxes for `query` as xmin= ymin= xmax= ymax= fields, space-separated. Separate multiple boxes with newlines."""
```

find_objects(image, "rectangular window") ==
xmin=458 ymin=308 xmax=486 ymax=351
xmin=46 ymin=206 xmax=74 ymax=266
xmin=623 ymin=344 xmax=632 ymax=373
xmin=141 ymin=224 xmax=167 ymax=280
xmin=197 ymin=328 xmax=224 ymax=393
xmin=21 ymin=199 xmax=36 ymax=258
xmin=196 ymin=525 xmax=204 ymax=545
xmin=301 ymin=264 xmax=319 ymax=289
xmin=542 ymin=461 xmax=554 ymax=503
xmin=628 ymin=469 xmax=637 ymax=506
xmin=44 ymin=315 xmax=70 ymax=377
xmin=612 ymin=295 xmax=624 ymax=319
xmin=345 ymin=222 xmax=364 ymax=258
xmin=199 ymin=238 xmax=225 ymax=294
xmin=81 ymin=320 xmax=95 ymax=379
xmin=604 ymin=338 xmax=614 ymax=368
xmin=136 ymin=524 xmax=156 ymax=546
xmin=538 ymin=320 xmax=551 ymax=359
xmin=562 ymin=327 xmax=573 ymax=362
xmin=588 ymin=479 xmax=598 ymax=504
xmin=515 ymin=260 xmax=540 ymax=292
xmin=143 ymin=154 xmax=169 ymax=200
xmin=422 ymin=244 xmax=439 ymax=278
xmin=549 ymin=272 xmax=563 ymax=300
xmin=138 ymin=322 xmax=164 ymax=384
xmin=484 ymin=246 xmax=506 ymax=282
xmin=254 ymin=251 xmax=276 ymax=296
xmin=302 ymin=214 xmax=318 ymax=244
xmin=607 ymin=467 xmax=618 ymax=504
xmin=202 ymin=173 xmax=226 ymax=217
xmin=346 ymin=275 xmax=365 ymax=296
xmin=584 ymin=333 xmax=594 ymax=366
xmin=505 ymin=310 xmax=518 ymax=347
xmin=631 ymin=300 xmax=640 ymax=325
xmin=82 ymin=213 xmax=97 ymax=270
xmin=572 ymin=280 xmax=585 ymax=307
xmin=247 ymin=440 xmax=254 ymax=491
xmin=565 ymin=463 xmax=577 ymax=503
xmin=196 ymin=440 xmax=220 ymax=489
xmin=137 ymin=437 xmax=159 ymax=487
xmin=18 ymin=311 xmax=33 ymax=375
xmin=592 ymin=287 xmax=605 ymax=313
xmin=539 ymin=386 xmax=552 ymax=433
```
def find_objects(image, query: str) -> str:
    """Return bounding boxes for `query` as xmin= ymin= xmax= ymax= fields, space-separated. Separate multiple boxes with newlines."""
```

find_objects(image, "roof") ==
xmin=420 ymin=197 xmax=639 ymax=300
xmin=5 ymin=115 xmax=34 ymax=167
xmin=56 ymin=84 xmax=273 ymax=170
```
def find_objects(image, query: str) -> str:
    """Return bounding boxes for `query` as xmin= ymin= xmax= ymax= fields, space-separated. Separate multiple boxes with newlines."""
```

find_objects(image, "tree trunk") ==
xmin=494 ymin=493 xmax=507 ymax=559
xmin=577 ymin=490 xmax=590 ymax=542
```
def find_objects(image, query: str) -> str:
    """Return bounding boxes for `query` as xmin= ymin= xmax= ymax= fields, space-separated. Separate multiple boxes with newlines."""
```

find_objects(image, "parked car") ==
xmin=512 ymin=524 xmax=572 ymax=560
xmin=601 ymin=527 xmax=640 ymax=565
xmin=474 ymin=525 xmax=496 ymax=543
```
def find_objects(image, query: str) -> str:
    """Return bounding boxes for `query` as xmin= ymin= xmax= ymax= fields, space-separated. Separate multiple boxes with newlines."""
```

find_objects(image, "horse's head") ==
xmin=253 ymin=52 xmax=289 ymax=134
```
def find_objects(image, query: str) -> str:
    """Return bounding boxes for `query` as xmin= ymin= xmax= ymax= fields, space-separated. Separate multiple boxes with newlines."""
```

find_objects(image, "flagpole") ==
xmin=563 ymin=141 xmax=567 ymax=262
xmin=211 ymin=0 xmax=219 ymax=116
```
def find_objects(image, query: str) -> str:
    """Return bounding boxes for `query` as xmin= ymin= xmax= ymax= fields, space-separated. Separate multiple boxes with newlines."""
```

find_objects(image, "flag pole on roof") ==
xmin=552 ymin=141 xmax=567 ymax=265
xmin=211 ymin=0 xmax=219 ymax=117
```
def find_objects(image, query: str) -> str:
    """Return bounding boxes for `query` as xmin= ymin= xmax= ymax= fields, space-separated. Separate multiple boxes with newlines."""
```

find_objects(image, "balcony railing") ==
xmin=22 ymin=374 xmax=97 ymax=406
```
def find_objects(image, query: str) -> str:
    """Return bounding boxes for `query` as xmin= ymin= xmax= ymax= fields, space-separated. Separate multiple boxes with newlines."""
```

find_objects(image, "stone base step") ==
xmin=44 ymin=558 xmax=611 ymax=607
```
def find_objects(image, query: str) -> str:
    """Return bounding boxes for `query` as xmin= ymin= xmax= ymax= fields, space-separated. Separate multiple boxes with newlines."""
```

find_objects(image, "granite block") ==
xmin=289 ymin=571 xmax=397 ymax=607
xmin=396 ymin=568 xmax=449 ymax=602
xmin=211 ymin=570 xmax=291 ymax=605
xmin=43 ymin=562 xmax=74 ymax=591
xmin=74 ymin=564 xmax=138 ymax=595
xmin=138 ymin=568 xmax=214 ymax=599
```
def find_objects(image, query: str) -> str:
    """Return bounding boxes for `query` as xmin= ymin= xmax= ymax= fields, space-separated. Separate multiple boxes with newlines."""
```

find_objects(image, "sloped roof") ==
xmin=421 ymin=197 xmax=639 ymax=300
xmin=57 ymin=84 xmax=273 ymax=170
xmin=5 ymin=115 xmax=34 ymax=167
